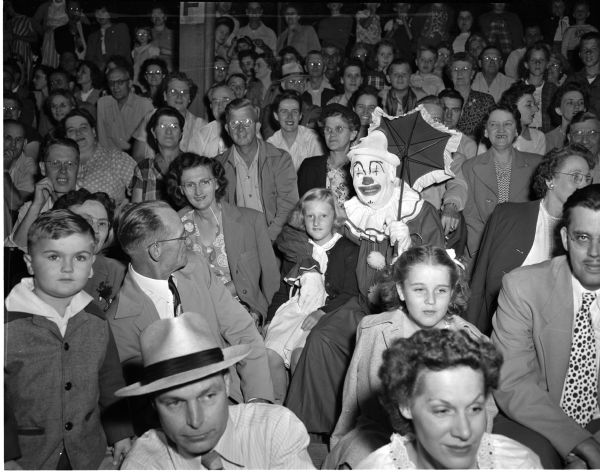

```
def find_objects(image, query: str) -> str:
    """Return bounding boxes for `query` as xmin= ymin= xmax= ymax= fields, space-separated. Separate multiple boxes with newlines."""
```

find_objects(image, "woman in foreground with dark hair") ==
xmin=357 ymin=329 xmax=542 ymax=469
xmin=165 ymin=152 xmax=279 ymax=328
xmin=326 ymin=245 xmax=489 ymax=469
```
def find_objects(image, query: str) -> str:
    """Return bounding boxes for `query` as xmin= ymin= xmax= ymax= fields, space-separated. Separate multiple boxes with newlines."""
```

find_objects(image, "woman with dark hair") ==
xmin=297 ymin=104 xmax=360 ymax=207
xmin=165 ymin=152 xmax=279 ymax=327
xmin=53 ymin=188 xmax=125 ymax=313
xmin=498 ymin=81 xmax=546 ymax=154
xmin=467 ymin=144 xmax=595 ymax=335
xmin=462 ymin=104 xmax=542 ymax=261
xmin=44 ymin=88 xmax=77 ymax=136
xmin=132 ymin=71 xmax=204 ymax=161
xmin=138 ymin=57 xmax=168 ymax=104
xmin=350 ymin=85 xmax=382 ymax=141
xmin=132 ymin=25 xmax=160 ymax=88
xmin=75 ymin=60 xmax=103 ymax=110
xmin=326 ymin=245 xmax=489 ymax=469
xmin=131 ymin=106 xmax=183 ymax=202
xmin=63 ymin=108 xmax=136 ymax=205
xmin=357 ymin=329 xmax=541 ymax=469
xmin=519 ymin=42 xmax=557 ymax=133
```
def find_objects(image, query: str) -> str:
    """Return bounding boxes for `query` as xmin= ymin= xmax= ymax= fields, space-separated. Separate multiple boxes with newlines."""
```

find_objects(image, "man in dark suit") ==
xmin=54 ymin=0 xmax=91 ymax=60
xmin=491 ymin=184 xmax=600 ymax=468
xmin=106 ymin=201 xmax=274 ymax=434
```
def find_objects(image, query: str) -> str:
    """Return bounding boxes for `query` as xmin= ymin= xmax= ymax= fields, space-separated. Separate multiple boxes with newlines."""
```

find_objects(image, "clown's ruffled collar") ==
xmin=344 ymin=184 xmax=423 ymax=241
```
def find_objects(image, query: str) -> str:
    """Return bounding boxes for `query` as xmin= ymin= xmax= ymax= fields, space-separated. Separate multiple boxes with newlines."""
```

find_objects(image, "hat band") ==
xmin=142 ymin=348 xmax=224 ymax=385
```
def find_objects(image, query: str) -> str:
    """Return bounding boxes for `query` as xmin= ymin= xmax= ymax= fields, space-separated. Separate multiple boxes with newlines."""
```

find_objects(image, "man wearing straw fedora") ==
xmin=117 ymin=313 xmax=314 ymax=469
xmin=107 ymin=201 xmax=274 ymax=434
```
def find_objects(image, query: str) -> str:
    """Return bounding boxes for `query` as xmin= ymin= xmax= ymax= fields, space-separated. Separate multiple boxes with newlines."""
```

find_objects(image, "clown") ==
xmin=343 ymin=130 xmax=445 ymax=303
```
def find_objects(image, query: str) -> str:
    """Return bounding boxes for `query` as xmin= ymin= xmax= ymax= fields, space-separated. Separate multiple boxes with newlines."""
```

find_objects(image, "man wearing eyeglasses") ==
xmin=568 ymin=111 xmax=600 ymax=183
xmin=7 ymin=137 xmax=80 ymax=251
xmin=491 ymin=184 xmax=600 ymax=469
xmin=217 ymin=98 xmax=298 ymax=241
xmin=96 ymin=66 xmax=153 ymax=152
xmin=106 ymin=201 xmax=274 ymax=434
xmin=471 ymin=45 xmax=515 ymax=103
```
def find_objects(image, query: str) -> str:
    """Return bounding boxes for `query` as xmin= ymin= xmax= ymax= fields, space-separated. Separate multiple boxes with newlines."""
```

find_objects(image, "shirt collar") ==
xmin=570 ymin=273 xmax=600 ymax=310
xmin=129 ymin=264 xmax=170 ymax=298
xmin=212 ymin=409 xmax=246 ymax=467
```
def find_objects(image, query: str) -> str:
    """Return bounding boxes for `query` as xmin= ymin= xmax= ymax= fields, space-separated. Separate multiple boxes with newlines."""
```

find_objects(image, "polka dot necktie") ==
xmin=201 ymin=450 xmax=224 ymax=470
xmin=560 ymin=292 xmax=598 ymax=427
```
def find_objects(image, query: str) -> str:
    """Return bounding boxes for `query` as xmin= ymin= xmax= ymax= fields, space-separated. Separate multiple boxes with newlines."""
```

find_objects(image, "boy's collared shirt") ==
xmin=5 ymin=278 xmax=93 ymax=336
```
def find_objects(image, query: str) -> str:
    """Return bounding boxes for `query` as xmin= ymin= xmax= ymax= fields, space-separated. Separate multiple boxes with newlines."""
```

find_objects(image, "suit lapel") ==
xmin=510 ymin=151 xmax=534 ymax=199
xmin=221 ymin=202 xmax=243 ymax=272
xmin=473 ymin=152 xmax=498 ymax=197
xmin=115 ymin=271 xmax=160 ymax=332
xmin=538 ymin=258 xmax=575 ymax=399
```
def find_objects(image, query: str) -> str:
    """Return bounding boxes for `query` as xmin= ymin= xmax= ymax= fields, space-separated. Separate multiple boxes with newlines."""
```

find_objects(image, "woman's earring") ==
xmin=89 ymin=267 xmax=94 ymax=279
xmin=549 ymin=183 xmax=555 ymax=189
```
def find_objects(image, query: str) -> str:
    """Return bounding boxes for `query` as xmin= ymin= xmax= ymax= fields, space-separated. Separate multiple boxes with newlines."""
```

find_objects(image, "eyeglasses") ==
xmin=145 ymin=71 xmax=164 ymax=76
xmin=136 ymin=31 xmax=150 ymax=36
xmin=4 ymin=105 xmax=19 ymax=112
xmin=554 ymin=172 xmax=593 ymax=184
xmin=147 ymin=234 xmax=190 ymax=249
xmin=548 ymin=63 xmax=562 ymax=70
xmin=180 ymin=178 xmax=216 ymax=192
xmin=566 ymin=231 xmax=600 ymax=250
xmin=451 ymin=66 xmax=472 ymax=73
xmin=211 ymin=97 xmax=231 ymax=106
xmin=214 ymin=66 xmax=227 ymax=72
xmin=228 ymin=118 xmax=254 ymax=130
xmin=45 ymin=160 xmax=78 ymax=170
xmin=167 ymin=88 xmax=190 ymax=98
xmin=68 ymin=6 xmax=81 ymax=12
xmin=323 ymin=125 xmax=349 ymax=135
xmin=308 ymin=61 xmax=323 ymax=67
xmin=570 ymin=129 xmax=600 ymax=139
xmin=482 ymin=56 xmax=501 ymax=63
xmin=285 ymin=79 xmax=306 ymax=86
xmin=108 ymin=78 xmax=128 ymax=87
xmin=157 ymin=123 xmax=181 ymax=131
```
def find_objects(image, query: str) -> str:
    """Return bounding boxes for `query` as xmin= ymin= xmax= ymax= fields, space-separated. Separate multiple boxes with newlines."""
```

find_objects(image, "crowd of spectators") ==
xmin=4 ymin=1 xmax=600 ymax=470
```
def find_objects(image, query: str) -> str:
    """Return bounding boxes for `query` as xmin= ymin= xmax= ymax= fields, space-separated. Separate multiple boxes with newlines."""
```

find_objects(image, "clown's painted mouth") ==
xmin=359 ymin=185 xmax=381 ymax=196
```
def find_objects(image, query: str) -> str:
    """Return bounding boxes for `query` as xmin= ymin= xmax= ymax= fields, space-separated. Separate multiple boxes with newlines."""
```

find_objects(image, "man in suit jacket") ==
xmin=106 ymin=201 xmax=274 ymax=435
xmin=217 ymin=98 xmax=299 ymax=242
xmin=491 ymin=184 xmax=600 ymax=468
xmin=85 ymin=4 xmax=130 ymax=71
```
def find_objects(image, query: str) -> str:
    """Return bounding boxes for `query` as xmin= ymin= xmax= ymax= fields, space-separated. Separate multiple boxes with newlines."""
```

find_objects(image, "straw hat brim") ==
xmin=115 ymin=344 xmax=251 ymax=397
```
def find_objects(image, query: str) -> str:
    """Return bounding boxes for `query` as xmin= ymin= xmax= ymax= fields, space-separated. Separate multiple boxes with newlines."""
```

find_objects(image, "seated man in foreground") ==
xmin=491 ymin=184 xmax=600 ymax=468
xmin=107 ymin=201 xmax=274 ymax=434
xmin=118 ymin=313 xmax=314 ymax=470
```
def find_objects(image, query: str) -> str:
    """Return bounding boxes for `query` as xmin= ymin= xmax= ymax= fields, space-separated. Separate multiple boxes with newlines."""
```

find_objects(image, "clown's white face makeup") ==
xmin=351 ymin=155 xmax=396 ymax=209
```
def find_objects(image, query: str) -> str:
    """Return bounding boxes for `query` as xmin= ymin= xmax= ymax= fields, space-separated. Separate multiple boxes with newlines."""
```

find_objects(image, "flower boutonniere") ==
xmin=97 ymin=281 xmax=114 ymax=311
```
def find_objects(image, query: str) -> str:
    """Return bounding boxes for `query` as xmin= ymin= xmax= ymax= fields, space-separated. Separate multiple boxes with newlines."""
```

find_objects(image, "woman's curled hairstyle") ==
xmin=369 ymin=245 xmax=469 ymax=316
xmin=378 ymin=329 xmax=502 ymax=429
xmin=165 ymin=152 xmax=228 ymax=209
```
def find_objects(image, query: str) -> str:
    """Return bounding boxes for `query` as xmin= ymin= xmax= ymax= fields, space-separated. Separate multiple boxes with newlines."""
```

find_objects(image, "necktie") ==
xmin=167 ymin=275 xmax=182 ymax=317
xmin=201 ymin=450 xmax=224 ymax=470
xmin=561 ymin=292 xmax=598 ymax=426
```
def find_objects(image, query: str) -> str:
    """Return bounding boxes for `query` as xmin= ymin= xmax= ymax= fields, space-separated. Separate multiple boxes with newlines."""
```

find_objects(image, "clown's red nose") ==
xmin=362 ymin=176 xmax=374 ymax=185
